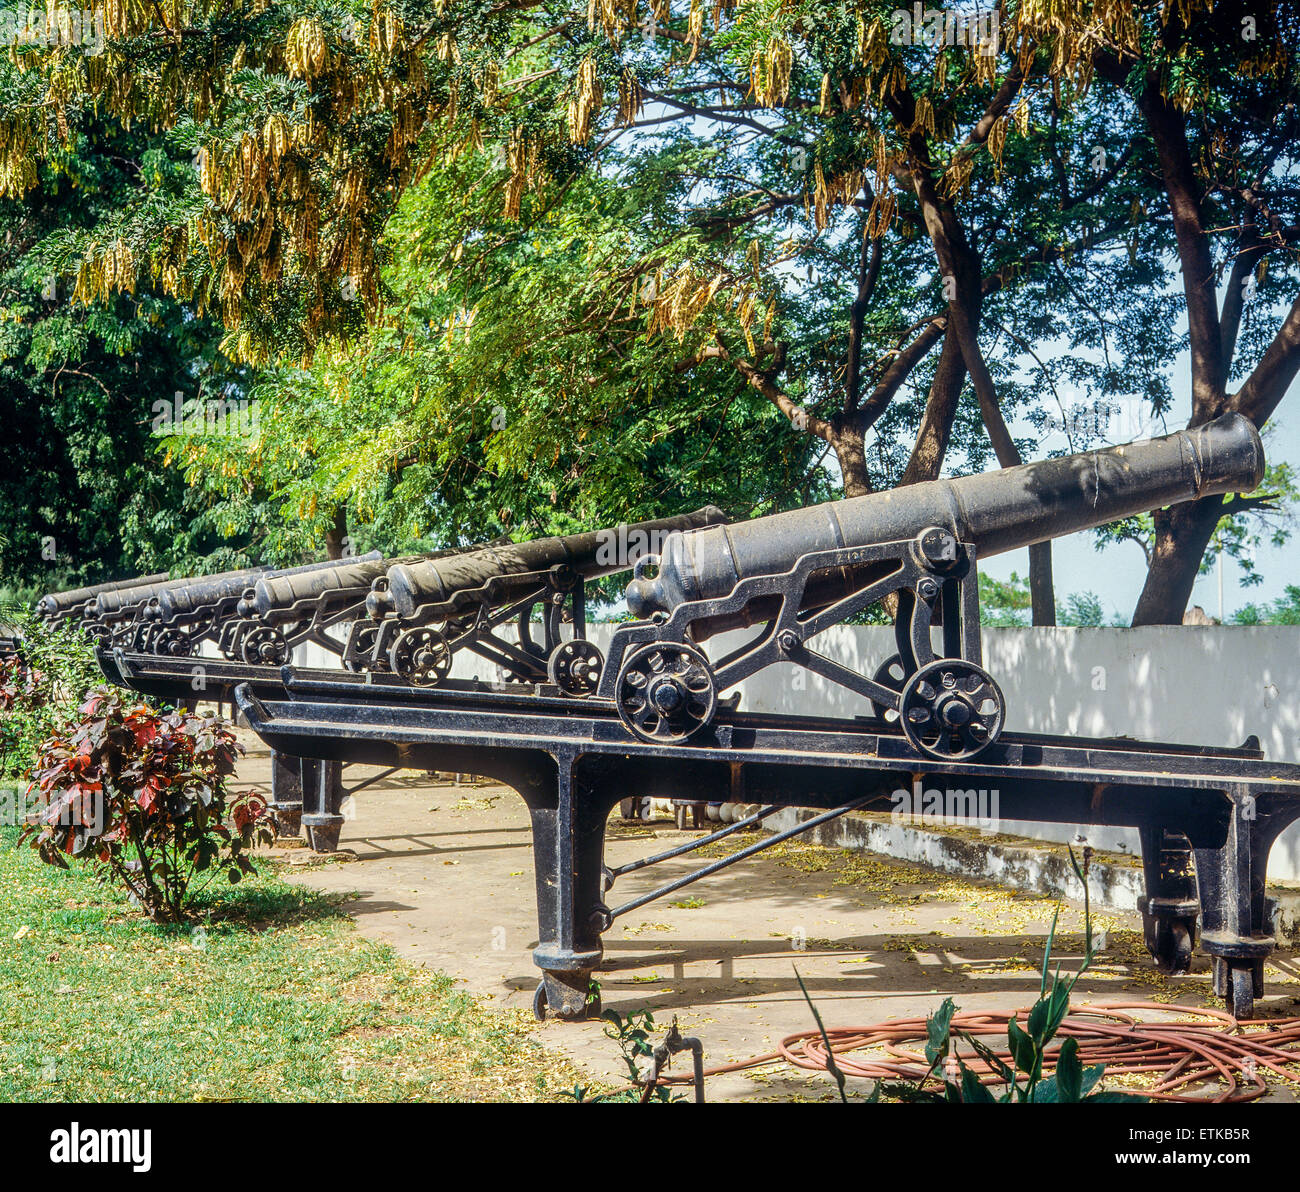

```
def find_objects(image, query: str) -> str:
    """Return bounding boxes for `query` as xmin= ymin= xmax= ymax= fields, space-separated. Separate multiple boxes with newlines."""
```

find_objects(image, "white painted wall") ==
xmin=296 ymin=623 xmax=1300 ymax=878
xmin=709 ymin=625 xmax=1300 ymax=879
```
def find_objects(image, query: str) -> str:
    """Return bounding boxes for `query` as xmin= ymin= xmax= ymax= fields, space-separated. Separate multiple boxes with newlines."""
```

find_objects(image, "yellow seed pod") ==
xmin=987 ymin=115 xmax=1007 ymax=164
xmin=286 ymin=17 xmax=328 ymax=80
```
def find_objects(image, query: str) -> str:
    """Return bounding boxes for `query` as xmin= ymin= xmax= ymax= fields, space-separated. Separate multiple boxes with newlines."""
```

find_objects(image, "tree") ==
xmin=978 ymin=569 xmax=1031 ymax=627
xmin=0 ymin=116 xmax=241 ymax=598
xmin=163 ymin=164 xmax=830 ymax=555
xmin=5 ymin=2 xmax=1299 ymax=623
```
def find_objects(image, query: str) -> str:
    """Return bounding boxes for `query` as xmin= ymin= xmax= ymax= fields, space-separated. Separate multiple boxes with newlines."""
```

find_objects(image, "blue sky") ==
xmin=981 ymin=339 xmax=1300 ymax=623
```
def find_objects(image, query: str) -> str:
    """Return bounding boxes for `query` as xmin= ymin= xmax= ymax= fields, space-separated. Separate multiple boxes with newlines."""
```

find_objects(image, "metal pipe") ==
xmin=605 ymin=796 xmax=875 ymax=923
xmin=608 ymin=804 xmax=782 ymax=882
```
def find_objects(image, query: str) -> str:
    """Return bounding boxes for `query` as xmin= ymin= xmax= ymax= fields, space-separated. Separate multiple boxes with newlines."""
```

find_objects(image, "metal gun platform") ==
xmin=232 ymin=669 xmax=1300 ymax=1023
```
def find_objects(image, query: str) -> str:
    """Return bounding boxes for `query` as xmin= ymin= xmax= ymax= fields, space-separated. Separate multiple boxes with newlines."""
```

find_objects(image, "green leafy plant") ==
xmin=0 ymin=610 xmax=100 ymax=779
xmin=561 ymin=1008 xmax=678 ymax=1104
xmin=1233 ymin=584 xmax=1300 ymax=626
xmin=20 ymin=686 xmax=274 ymax=923
xmin=888 ymin=847 xmax=1144 ymax=1104
xmin=979 ymin=571 xmax=1032 ymax=628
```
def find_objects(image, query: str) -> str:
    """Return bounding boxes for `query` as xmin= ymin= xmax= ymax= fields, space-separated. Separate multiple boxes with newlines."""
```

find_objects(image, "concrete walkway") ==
xmin=237 ymin=740 xmax=1300 ymax=1102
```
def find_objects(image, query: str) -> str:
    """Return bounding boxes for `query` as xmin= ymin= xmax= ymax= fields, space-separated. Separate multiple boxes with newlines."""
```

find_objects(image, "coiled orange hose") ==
xmin=655 ymin=1003 xmax=1300 ymax=1103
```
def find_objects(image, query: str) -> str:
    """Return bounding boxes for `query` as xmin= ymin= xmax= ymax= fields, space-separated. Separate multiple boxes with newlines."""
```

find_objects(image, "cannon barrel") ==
xmin=94 ymin=565 xmax=270 ymax=621
xmin=384 ymin=507 xmax=728 ymax=622
xmin=153 ymin=553 xmax=382 ymax=621
xmin=37 ymin=573 xmax=170 ymax=620
xmin=627 ymin=414 xmax=1265 ymax=626
xmin=251 ymin=554 xmax=439 ymax=624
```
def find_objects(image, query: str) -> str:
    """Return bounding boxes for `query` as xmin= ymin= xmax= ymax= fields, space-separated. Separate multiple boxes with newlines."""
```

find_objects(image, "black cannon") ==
xmin=101 ymin=513 xmax=722 ymax=847
xmin=87 ymin=565 xmax=270 ymax=652
xmin=366 ymin=507 xmax=727 ymax=690
xmin=242 ymin=548 xmax=477 ymax=671
xmin=36 ymin=572 xmax=171 ymax=628
xmin=596 ymin=414 xmax=1264 ymax=756
xmin=88 ymin=555 xmax=381 ymax=658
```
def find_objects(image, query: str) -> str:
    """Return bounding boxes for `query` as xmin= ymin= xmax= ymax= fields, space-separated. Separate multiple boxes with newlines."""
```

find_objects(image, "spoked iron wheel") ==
xmin=546 ymin=639 xmax=605 ymax=695
xmin=150 ymin=628 xmax=193 ymax=658
xmin=389 ymin=627 xmax=454 ymax=686
xmin=240 ymin=626 xmax=291 ymax=666
xmin=615 ymin=642 xmax=718 ymax=744
xmin=343 ymin=623 xmax=381 ymax=672
xmin=897 ymin=659 xmax=1005 ymax=761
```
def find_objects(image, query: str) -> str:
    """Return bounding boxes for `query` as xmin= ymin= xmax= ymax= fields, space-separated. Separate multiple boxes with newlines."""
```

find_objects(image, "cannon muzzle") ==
xmin=384 ymin=507 xmax=728 ymax=621
xmin=37 ymin=573 xmax=170 ymax=621
xmin=627 ymin=414 xmax=1264 ymax=624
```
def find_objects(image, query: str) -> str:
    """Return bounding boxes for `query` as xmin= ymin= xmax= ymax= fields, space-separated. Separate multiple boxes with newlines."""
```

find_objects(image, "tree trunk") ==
xmin=1028 ymin=541 xmax=1056 ymax=626
xmin=901 ymin=328 xmax=965 ymax=486
xmin=1130 ymin=496 xmax=1225 ymax=626
xmin=834 ymin=428 xmax=872 ymax=498
xmin=325 ymin=507 xmax=349 ymax=560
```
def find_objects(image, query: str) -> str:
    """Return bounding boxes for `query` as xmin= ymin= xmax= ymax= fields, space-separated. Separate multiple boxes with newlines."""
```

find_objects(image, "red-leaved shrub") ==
xmin=21 ymin=686 xmax=274 ymax=922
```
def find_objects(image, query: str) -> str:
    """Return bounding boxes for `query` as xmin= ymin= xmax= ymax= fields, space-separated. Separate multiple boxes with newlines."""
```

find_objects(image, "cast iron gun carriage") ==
xmin=99 ymin=510 xmax=726 ymax=845
xmin=359 ymin=507 xmax=726 ymax=687
xmin=234 ymin=414 xmax=1300 ymax=1021
xmin=85 ymin=556 xmax=381 ymax=658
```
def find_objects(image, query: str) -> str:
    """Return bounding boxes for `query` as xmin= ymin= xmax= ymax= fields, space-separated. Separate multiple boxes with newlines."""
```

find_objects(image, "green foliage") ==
xmin=0 ymin=4 xmax=1296 ymax=608
xmin=562 ymin=1006 xmax=679 ymax=1103
xmin=979 ymin=570 xmax=1031 ymax=627
xmin=1056 ymin=591 xmax=1127 ymax=628
xmin=20 ymin=687 xmax=275 ymax=923
xmin=0 ymin=115 xmax=244 ymax=593
xmin=165 ymin=160 xmax=831 ymax=555
xmin=1232 ymin=584 xmax=1300 ymax=626
xmin=0 ymin=610 xmax=99 ymax=778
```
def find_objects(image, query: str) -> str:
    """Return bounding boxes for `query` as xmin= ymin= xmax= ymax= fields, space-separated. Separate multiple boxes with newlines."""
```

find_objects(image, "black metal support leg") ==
xmin=1194 ymin=793 xmax=1277 ymax=1019
xmin=1137 ymin=825 xmax=1198 ymax=974
xmin=302 ymin=759 xmax=346 ymax=853
xmin=269 ymin=750 xmax=303 ymax=837
xmin=526 ymin=750 xmax=615 ymax=1021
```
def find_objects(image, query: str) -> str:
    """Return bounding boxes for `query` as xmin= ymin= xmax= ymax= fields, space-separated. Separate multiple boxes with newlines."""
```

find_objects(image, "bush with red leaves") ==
xmin=0 ymin=652 xmax=45 ymax=712
xmin=20 ymin=685 xmax=275 ymax=923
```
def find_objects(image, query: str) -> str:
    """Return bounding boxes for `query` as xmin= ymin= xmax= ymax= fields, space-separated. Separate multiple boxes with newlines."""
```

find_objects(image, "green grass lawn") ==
xmin=0 ymin=826 xmax=580 ymax=1101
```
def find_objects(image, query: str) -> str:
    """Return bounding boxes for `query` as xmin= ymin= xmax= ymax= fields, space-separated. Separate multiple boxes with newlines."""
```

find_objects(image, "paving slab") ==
xmin=235 ymin=738 xmax=1300 ymax=1102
